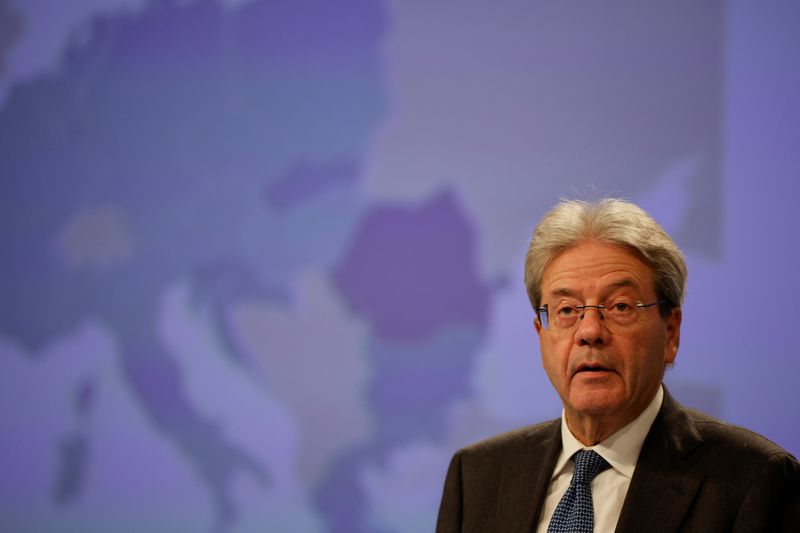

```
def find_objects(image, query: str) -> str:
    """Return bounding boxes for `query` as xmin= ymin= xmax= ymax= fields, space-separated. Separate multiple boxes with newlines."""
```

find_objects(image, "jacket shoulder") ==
xmin=438 ymin=419 xmax=562 ymax=532
xmin=683 ymin=407 xmax=797 ymax=462
xmin=650 ymin=403 xmax=800 ymax=532
xmin=457 ymin=419 xmax=560 ymax=461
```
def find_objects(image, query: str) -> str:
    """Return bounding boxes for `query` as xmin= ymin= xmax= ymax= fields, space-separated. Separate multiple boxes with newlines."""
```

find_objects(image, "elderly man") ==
xmin=436 ymin=199 xmax=800 ymax=532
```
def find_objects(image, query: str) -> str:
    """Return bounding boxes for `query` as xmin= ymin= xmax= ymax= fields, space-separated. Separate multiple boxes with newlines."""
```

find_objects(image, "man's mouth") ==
xmin=574 ymin=363 xmax=613 ymax=375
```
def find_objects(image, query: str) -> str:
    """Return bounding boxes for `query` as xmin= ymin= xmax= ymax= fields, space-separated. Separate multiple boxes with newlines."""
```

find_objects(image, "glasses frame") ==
xmin=536 ymin=299 xmax=665 ymax=330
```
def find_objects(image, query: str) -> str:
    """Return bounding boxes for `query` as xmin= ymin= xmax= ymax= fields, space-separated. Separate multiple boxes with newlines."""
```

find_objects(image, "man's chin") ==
xmin=567 ymin=387 xmax=624 ymax=417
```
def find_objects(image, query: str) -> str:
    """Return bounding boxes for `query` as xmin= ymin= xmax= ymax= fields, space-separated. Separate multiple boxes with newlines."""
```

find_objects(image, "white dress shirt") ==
xmin=535 ymin=385 xmax=664 ymax=533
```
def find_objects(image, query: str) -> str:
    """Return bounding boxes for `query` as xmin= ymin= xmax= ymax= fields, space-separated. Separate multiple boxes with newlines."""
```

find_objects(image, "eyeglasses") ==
xmin=536 ymin=298 xmax=664 ymax=330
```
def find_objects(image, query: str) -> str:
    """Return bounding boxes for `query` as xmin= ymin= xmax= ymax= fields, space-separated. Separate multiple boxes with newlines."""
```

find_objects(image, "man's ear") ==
xmin=534 ymin=316 xmax=542 ymax=337
xmin=665 ymin=307 xmax=682 ymax=365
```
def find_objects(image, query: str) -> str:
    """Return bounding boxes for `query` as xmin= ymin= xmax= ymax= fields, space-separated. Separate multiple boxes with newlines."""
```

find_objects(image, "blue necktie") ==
xmin=547 ymin=449 xmax=611 ymax=533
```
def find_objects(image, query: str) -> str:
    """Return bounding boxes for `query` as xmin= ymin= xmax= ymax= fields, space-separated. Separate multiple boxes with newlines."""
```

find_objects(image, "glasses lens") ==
xmin=604 ymin=298 xmax=638 ymax=325
xmin=552 ymin=301 xmax=580 ymax=329
xmin=537 ymin=307 xmax=549 ymax=329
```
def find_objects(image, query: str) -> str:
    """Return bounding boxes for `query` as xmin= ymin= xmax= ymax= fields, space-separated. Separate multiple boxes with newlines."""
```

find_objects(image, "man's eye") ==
xmin=610 ymin=301 xmax=633 ymax=312
xmin=557 ymin=305 xmax=577 ymax=316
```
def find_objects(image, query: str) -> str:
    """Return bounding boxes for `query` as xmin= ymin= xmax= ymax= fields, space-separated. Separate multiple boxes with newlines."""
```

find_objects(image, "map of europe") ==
xmin=0 ymin=1 xmax=495 ymax=530
xmin=0 ymin=0 xmax=734 ymax=531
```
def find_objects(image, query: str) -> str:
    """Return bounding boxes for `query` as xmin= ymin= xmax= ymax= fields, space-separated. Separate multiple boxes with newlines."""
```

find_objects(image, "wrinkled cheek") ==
xmin=540 ymin=357 xmax=566 ymax=396
xmin=539 ymin=342 xmax=573 ymax=395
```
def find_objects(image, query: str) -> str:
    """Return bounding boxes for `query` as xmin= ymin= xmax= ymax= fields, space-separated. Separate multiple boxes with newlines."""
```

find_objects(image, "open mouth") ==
xmin=575 ymin=364 xmax=613 ymax=375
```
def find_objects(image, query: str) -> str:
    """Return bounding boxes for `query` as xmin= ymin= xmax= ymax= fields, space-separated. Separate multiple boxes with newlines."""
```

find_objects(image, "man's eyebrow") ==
xmin=548 ymin=287 xmax=578 ymax=298
xmin=547 ymin=279 xmax=641 ymax=299
xmin=607 ymin=279 xmax=639 ymax=290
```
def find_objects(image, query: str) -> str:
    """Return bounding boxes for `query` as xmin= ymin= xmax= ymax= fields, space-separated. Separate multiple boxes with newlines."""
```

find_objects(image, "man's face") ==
xmin=535 ymin=240 xmax=681 ymax=429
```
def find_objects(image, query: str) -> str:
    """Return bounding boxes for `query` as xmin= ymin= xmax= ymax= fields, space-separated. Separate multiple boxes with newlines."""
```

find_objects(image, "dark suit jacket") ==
xmin=436 ymin=388 xmax=800 ymax=532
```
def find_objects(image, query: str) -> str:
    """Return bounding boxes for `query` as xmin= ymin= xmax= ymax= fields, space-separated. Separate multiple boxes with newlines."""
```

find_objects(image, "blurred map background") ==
xmin=1 ymin=1 xmax=798 ymax=531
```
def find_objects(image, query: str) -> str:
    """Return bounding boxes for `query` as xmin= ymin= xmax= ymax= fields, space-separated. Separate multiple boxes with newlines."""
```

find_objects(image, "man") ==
xmin=436 ymin=198 xmax=800 ymax=532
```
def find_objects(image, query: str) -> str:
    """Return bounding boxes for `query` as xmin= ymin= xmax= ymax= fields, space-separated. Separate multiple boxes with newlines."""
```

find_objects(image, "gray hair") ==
xmin=524 ymin=199 xmax=687 ymax=314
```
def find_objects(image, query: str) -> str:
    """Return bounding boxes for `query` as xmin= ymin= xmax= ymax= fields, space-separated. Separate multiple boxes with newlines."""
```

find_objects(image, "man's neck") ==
xmin=565 ymin=413 xmax=627 ymax=446
xmin=564 ymin=389 xmax=661 ymax=446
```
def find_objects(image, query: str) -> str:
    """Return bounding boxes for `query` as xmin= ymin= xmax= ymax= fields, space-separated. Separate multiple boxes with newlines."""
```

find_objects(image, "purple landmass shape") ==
xmin=333 ymin=190 xmax=490 ymax=341
xmin=0 ymin=1 xmax=24 ymax=78
xmin=266 ymin=160 xmax=358 ymax=209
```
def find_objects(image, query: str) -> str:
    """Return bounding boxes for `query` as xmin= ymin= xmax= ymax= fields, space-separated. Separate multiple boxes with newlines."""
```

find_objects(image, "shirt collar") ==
xmin=552 ymin=385 xmax=664 ymax=479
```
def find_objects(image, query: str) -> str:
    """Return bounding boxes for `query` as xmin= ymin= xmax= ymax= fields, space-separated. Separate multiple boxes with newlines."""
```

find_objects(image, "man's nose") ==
xmin=576 ymin=307 xmax=607 ymax=346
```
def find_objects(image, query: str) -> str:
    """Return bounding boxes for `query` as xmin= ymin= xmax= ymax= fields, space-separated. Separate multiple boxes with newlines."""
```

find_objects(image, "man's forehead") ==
xmin=540 ymin=241 xmax=657 ymax=296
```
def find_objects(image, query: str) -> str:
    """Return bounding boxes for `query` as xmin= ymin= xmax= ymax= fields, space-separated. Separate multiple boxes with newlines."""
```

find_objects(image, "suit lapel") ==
xmin=615 ymin=388 xmax=705 ymax=532
xmin=495 ymin=420 xmax=562 ymax=533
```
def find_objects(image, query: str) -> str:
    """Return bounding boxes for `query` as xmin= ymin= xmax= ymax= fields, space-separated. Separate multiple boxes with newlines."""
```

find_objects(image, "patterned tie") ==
xmin=547 ymin=449 xmax=611 ymax=533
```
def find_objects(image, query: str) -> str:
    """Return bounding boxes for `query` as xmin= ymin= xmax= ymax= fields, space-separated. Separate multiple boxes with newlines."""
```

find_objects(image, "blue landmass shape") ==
xmin=266 ymin=159 xmax=359 ymax=210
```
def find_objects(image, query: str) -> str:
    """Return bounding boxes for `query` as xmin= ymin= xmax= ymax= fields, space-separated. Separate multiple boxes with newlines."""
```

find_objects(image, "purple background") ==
xmin=0 ymin=1 xmax=798 ymax=531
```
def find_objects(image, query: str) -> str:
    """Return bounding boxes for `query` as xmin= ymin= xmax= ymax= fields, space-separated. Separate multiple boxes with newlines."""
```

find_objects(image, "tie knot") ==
xmin=572 ymin=449 xmax=610 ymax=485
